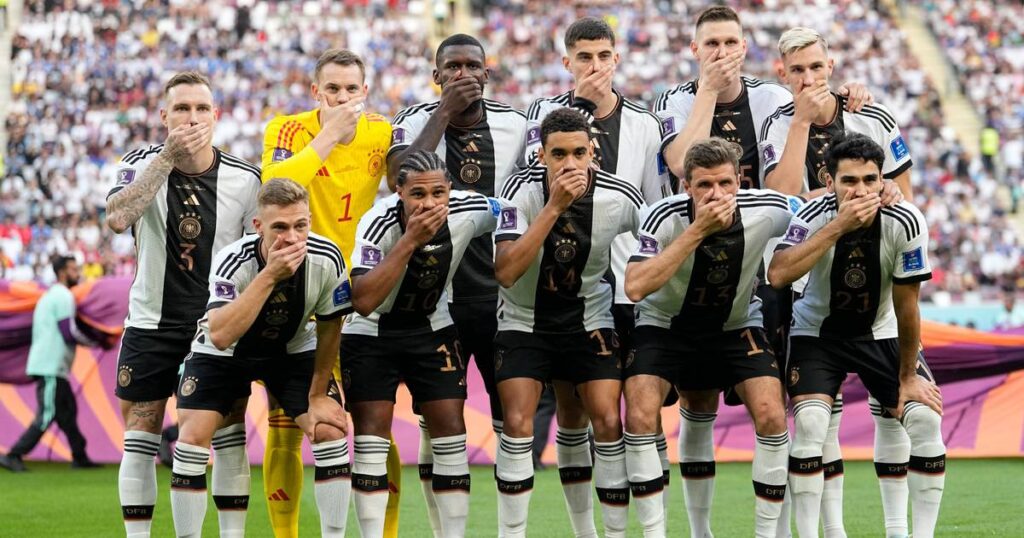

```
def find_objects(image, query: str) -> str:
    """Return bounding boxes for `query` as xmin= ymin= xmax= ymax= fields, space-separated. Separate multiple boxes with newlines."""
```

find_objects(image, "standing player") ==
xmin=343 ymin=151 xmax=499 ymax=538
xmin=624 ymin=138 xmax=798 ymax=537
xmin=760 ymin=28 xmax=915 ymax=537
xmin=525 ymin=17 xmax=670 ymax=536
xmin=260 ymin=48 xmax=399 ymax=538
xmin=171 ymin=179 xmax=354 ymax=538
xmin=105 ymin=71 xmax=260 ymax=538
xmin=387 ymin=33 xmax=528 ymax=532
xmin=653 ymin=9 xmax=872 ymax=533
xmin=768 ymin=135 xmax=944 ymax=538
xmin=492 ymin=108 xmax=643 ymax=538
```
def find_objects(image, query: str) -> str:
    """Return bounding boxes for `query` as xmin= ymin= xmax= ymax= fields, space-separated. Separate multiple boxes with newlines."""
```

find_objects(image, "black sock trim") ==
xmin=558 ymin=466 xmax=593 ymax=484
xmin=315 ymin=463 xmax=351 ymax=482
xmin=823 ymin=459 xmax=844 ymax=479
xmin=170 ymin=473 xmax=207 ymax=491
xmin=753 ymin=480 xmax=786 ymax=502
xmin=909 ymin=455 xmax=946 ymax=475
xmin=789 ymin=455 xmax=823 ymax=475
xmin=353 ymin=473 xmax=389 ymax=492
xmin=680 ymin=461 xmax=716 ymax=479
xmin=121 ymin=505 xmax=154 ymax=520
xmin=662 ymin=470 xmax=670 ymax=485
xmin=213 ymin=495 xmax=250 ymax=511
xmin=496 ymin=476 xmax=534 ymax=495
xmin=596 ymin=487 xmax=630 ymax=506
xmin=419 ymin=463 xmax=433 ymax=481
xmin=432 ymin=473 xmax=471 ymax=493
xmin=874 ymin=461 xmax=908 ymax=478
xmin=629 ymin=477 xmax=664 ymax=498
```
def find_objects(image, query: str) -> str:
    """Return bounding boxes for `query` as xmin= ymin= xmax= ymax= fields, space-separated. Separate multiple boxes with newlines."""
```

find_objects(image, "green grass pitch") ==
xmin=1 ymin=460 xmax=1021 ymax=536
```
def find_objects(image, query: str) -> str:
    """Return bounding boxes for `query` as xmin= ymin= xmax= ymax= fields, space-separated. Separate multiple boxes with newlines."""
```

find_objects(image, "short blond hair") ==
xmin=163 ymin=71 xmax=212 ymax=96
xmin=258 ymin=178 xmax=309 ymax=208
xmin=778 ymin=27 xmax=828 ymax=58
xmin=313 ymin=48 xmax=366 ymax=82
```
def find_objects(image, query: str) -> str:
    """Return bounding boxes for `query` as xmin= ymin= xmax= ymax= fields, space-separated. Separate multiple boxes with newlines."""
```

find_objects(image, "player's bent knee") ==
xmin=311 ymin=423 xmax=345 ymax=444
xmin=625 ymin=405 xmax=659 ymax=435
xmin=589 ymin=411 xmax=623 ymax=438
xmin=753 ymin=404 xmax=788 ymax=436
xmin=902 ymin=405 xmax=942 ymax=441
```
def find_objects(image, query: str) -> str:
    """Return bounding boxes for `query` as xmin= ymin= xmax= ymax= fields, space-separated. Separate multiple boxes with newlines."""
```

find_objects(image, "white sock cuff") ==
xmin=654 ymin=432 xmax=667 ymax=451
xmin=755 ymin=431 xmax=790 ymax=451
xmin=124 ymin=430 xmax=161 ymax=457
xmin=312 ymin=438 xmax=350 ymax=467
xmin=173 ymin=443 xmax=210 ymax=476
xmin=491 ymin=419 xmax=504 ymax=435
xmin=594 ymin=437 xmax=626 ymax=460
xmin=679 ymin=407 xmax=717 ymax=423
xmin=431 ymin=434 xmax=468 ymax=466
xmin=354 ymin=435 xmax=391 ymax=464
xmin=498 ymin=434 xmax=534 ymax=458
xmin=624 ymin=432 xmax=658 ymax=452
xmin=212 ymin=424 xmax=247 ymax=452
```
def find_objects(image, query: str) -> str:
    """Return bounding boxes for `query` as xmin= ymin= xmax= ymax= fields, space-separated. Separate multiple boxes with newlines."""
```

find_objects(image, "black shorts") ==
xmin=115 ymin=327 xmax=194 ymax=402
xmin=627 ymin=325 xmax=780 ymax=392
xmin=493 ymin=328 xmax=622 ymax=386
xmin=176 ymin=351 xmax=341 ymax=419
xmin=787 ymin=337 xmax=934 ymax=409
xmin=340 ymin=326 xmax=467 ymax=404
xmin=450 ymin=299 xmax=501 ymax=420
xmin=757 ymin=284 xmax=794 ymax=361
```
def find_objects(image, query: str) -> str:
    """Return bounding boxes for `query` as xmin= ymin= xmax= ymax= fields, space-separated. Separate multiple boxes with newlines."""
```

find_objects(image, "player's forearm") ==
xmin=386 ymin=110 xmax=453 ymax=188
xmin=892 ymin=170 xmax=912 ymax=201
xmin=310 ymin=318 xmax=343 ymax=398
xmin=894 ymin=283 xmax=922 ymax=380
xmin=208 ymin=272 xmax=276 ymax=350
xmin=765 ymin=121 xmax=811 ymax=195
xmin=768 ymin=222 xmax=844 ymax=287
xmin=664 ymin=89 xmax=717 ymax=177
xmin=263 ymin=145 xmax=323 ymax=187
xmin=351 ymin=238 xmax=418 ymax=316
xmin=625 ymin=227 xmax=703 ymax=302
xmin=105 ymin=155 xmax=174 ymax=233
xmin=494 ymin=205 xmax=560 ymax=288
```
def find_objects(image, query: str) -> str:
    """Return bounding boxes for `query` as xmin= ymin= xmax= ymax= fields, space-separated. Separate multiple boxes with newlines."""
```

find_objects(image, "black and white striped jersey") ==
xmin=108 ymin=145 xmax=260 ymax=333
xmin=343 ymin=191 xmax=500 ymax=337
xmin=389 ymin=99 xmax=528 ymax=303
xmin=779 ymin=196 xmax=931 ymax=340
xmin=655 ymin=76 xmax=793 ymax=189
xmin=759 ymin=94 xmax=913 ymax=190
xmin=632 ymin=190 xmax=802 ymax=333
xmin=526 ymin=90 xmax=671 ymax=305
xmin=191 ymin=232 xmax=353 ymax=357
xmin=496 ymin=165 xmax=644 ymax=334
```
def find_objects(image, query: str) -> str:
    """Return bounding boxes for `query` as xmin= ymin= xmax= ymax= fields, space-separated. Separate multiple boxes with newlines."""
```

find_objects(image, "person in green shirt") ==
xmin=0 ymin=256 xmax=108 ymax=472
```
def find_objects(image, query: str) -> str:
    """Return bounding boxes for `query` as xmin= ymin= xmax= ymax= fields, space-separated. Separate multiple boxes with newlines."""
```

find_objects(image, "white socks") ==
xmin=656 ymin=432 xmax=670 ymax=520
xmin=821 ymin=397 xmax=846 ymax=537
xmin=418 ymin=419 xmax=443 ymax=537
xmin=871 ymin=400 xmax=911 ymax=537
xmin=311 ymin=438 xmax=351 ymax=538
xmin=753 ymin=431 xmax=790 ymax=538
xmin=556 ymin=427 xmax=597 ymax=537
xmin=790 ymin=400 xmax=830 ymax=538
xmin=353 ymin=435 xmax=390 ymax=537
xmin=431 ymin=434 xmax=471 ymax=538
xmin=120 ymin=430 xmax=160 ymax=537
xmin=678 ymin=407 xmax=717 ymax=538
xmin=594 ymin=437 xmax=629 ymax=538
xmin=903 ymin=403 xmax=946 ymax=538
xmin=211 ymin=424 xmax=249 ymax=538
xmin=496 ymin=434 xmax=535 ymax=538
xmin=170 ymin=442 xmax=210 ymax=538
xmin=625 ymin=432 xmax=666 ymax=537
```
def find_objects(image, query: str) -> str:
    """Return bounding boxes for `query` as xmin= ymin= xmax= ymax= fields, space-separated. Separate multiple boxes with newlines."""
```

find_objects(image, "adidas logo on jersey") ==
xmin=183 ymin=193 xmax=200 ymax=206
xmin=270 ymin=292 xmax=288 ymax=304
xmin=850 ymin=247 xmax=864 ymax=258
xmin=464 ymin=141 xmax=479 ymax=153
xmin=721 ymin=120 xmax=737 ymax=131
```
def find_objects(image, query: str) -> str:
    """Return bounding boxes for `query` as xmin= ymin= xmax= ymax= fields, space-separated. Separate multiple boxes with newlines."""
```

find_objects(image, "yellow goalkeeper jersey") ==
xmin=262 ymin=109 xmax=392 ymax=265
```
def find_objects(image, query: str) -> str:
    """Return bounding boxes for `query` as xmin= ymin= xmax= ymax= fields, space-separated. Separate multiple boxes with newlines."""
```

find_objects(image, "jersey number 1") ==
xmin=337 ymin=193 xmax=352 ymax=222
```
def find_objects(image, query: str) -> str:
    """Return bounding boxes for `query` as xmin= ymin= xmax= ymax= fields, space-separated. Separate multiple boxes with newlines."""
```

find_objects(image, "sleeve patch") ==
xmin=660 ymin=116 xmax=676 ymax=136
xmin=763 ymin=144 xmax=777 ymax=163
xmin=361 ymin=245 xmax=383 ymax=266
xmin=639 ymin=235 xmax=660 ymax=254
xmin=890 ymin=135 xmax=909 ymax=161
xmin=784 ymin=224 xmax=809 ymax=244
xmin=214 ymin=281 xmax=237 ymax=300
xmin=488 ymin=197 xmax=502 ymax=217
xmin=333 ymin=280 xmax=352 ymax=306
xmin=527 ymin=126 xmax=541 ymax=145
xmin=391 ymin=127 xmax=406 ymax=145
xmin=116 ymin=168 xmax=136 ymax=186
xmin=272 ymin=148 xmax=293 ymax=162
xmin=902 ymin=247 xmax=924 ymax=272
xmin=499 ymin=207 xmax=518 ymax=230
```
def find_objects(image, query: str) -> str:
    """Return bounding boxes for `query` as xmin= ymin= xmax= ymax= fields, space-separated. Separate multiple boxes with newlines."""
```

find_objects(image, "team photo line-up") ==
xmin=94 ymin=6 xmax=944 ymax=538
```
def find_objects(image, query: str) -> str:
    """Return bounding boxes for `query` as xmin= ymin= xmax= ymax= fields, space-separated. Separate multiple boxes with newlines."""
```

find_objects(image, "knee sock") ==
xmin=311 ymin=438 xmax=351 ymax=538
xmin=120 ymin=431 xmax=159 ymax=537
xmin=821 ymin=397 xmax=846 ymax=538
xmin=789 ymin=400 xmax=830 ymax=538
xmin=418 ymin=419 xmax=443 ymax=537
xmin=678 ymin=408 xmax=717 ymax=538
xmin=753 ymin=431 xmax=790 ymax=538
xmin=625 ymin=432 xmax=666 ymax=537
xmin=264 ymin=409 xmax=304 ymax=538
xmin=495 ymin=434 xmax=535 ymax=538
xmin=211 ymin=424 xmax=249 ymax=538
xmin=556 ymin=427 xmax=596 ymax=537
xmin=903 ymin=403 xmax=945 ymax=538
xmin=170 ymin=442 xmax=210 ymax=538
xmin=432 ymin=434 xmax=471 ymax=538
xmin=655 ymin=432 xmax=671 ymax=528
xmin=871 ymin=399 xmax=911 ymax=538
xmin=353 ymin=435 xmax=390 ymax=538
xmin=594 ymin=437 xmax=629 ymax=538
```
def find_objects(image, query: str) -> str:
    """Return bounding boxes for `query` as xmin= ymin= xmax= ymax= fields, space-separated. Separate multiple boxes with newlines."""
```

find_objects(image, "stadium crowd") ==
xmin=0 ymin=0 xmax=1020 ymax=298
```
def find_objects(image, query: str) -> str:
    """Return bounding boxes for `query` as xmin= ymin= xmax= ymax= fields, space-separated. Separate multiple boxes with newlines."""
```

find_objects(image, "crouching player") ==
xmin=171 ymin=179 xmax=354 ymax=537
